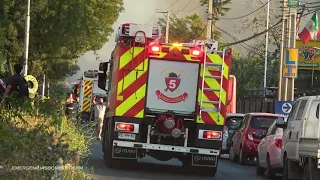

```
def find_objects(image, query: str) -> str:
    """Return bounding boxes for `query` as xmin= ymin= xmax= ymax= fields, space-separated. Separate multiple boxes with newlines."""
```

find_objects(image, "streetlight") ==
xmin=23 ymin=0 xmax=31 ymax=76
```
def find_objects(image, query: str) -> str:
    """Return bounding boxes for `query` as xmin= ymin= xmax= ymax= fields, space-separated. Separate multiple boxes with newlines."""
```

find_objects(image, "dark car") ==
xmin=221 ymin=113 xmax=245 ymax=155
xmin=229 ymin=113 xmax=284 ymax=165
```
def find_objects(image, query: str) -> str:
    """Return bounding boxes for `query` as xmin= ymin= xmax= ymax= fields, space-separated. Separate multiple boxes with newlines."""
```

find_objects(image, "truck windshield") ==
xmin=250 ymin=116 xmax=283 ymax=129
xmin=226 ymin=116 xmax=244 ymax=130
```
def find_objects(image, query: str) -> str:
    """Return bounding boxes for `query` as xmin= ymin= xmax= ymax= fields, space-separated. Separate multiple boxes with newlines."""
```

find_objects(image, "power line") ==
xmin=221 ymin=19 xmax=282 ymax=47
xmin=220 ymin=0 xmax=270 ymax=20
xmin=179 ymin=0 xmax=192 ymax=11
xmin=180 ymin=5 xmax=201 ymax=12
xmin=145 ymin=12 xmax=157 ymax=25
xmin=165 ymin=0 xmax=180 ymax=10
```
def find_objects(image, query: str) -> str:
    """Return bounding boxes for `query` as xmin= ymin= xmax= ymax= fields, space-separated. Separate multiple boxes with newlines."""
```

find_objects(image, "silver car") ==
xmin=221 ymin=113 xmax=245 ymax=155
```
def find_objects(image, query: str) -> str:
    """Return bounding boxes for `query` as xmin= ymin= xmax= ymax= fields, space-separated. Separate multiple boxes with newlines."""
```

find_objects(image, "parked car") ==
xmin=256 ymin=121 xmax=283 ymax=178
xmin=221 ymin=113 xmax=245 ymax=155
xmin=229 ymin=113 xmax=284 ymax=165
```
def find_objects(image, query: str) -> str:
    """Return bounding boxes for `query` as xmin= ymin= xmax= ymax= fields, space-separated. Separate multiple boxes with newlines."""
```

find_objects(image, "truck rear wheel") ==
xmin=102 ymin=118 xmax=119 ymax=168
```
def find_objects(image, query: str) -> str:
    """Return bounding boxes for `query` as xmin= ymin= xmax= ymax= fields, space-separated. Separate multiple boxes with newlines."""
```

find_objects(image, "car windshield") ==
xmin=250 ymin=116 xmax=283 ymax=129
xmin=226 ymin=116 xmax=243 ymax=130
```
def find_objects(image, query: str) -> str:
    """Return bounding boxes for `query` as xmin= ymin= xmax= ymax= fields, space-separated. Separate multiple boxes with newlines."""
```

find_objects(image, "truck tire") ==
xmin=283 ymin=154 xmax=292 ymax=180
xmin=102 ymin=118 xmax=119 ymax=168
xmin=302 ymin=162 xmax=309 ymax=180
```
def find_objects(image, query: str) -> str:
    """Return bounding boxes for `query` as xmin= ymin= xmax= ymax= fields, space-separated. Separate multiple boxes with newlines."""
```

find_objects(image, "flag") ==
xmin=298 ymin=12 xmax=319 ymax=44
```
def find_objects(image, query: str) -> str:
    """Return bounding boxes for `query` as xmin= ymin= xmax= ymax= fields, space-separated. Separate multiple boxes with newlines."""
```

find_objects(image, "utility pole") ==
xmin=23 ymin=0 xmax=31 ymax=76
xmin=206 ymin=0 xmax=213 ymax=39
xmin=263 ymin=0 xmax=270 ymax=89
xmin=157 ymin=10 xmax=171 ymax=43
xmin=278 ymin=0 xmax=297 ymax=101
xmin=165 ymin=10 xmax=170 ymax=43
xmin=42 ymin=74 xmax=45 ymax=97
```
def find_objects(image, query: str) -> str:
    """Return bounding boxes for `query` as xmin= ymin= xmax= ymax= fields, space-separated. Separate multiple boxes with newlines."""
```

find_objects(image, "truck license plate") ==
xmin=118 ymin=133 xmax=136 ymax=140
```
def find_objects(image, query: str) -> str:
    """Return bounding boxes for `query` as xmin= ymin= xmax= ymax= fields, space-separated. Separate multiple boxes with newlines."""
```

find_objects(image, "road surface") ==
xmin=86 ymin=140 xmax=282 ymax=180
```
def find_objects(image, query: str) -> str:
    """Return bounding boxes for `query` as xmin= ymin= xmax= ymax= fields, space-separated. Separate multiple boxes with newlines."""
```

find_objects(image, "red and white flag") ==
xmin=298 ymin=11 xmax=320 ymax=44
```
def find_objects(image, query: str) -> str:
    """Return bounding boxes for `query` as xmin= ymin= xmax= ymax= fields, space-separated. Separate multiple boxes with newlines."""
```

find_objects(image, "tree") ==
xmin=0 ymin=0 xmax=124 ymax=82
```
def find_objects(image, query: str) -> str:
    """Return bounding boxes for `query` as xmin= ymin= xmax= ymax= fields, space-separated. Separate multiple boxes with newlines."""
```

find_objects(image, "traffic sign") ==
xmin=275 ymin=101 xmax=293 ymax=117
xmin=283 ymin=48 xmax=298 ymax=78
xmin=288 ymin=0 xmax=299 ymax=8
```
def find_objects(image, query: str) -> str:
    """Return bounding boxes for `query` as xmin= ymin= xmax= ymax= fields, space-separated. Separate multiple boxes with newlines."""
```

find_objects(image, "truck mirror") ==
xmin=99 ymin=62 xmax=109 ymax=72
xmin=98 ymin=73 xmax=107 ymax=91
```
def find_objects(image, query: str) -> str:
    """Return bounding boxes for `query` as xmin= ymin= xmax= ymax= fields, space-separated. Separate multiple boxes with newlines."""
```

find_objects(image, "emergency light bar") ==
xmin=116 ymin=23 xmax=161 ymax=41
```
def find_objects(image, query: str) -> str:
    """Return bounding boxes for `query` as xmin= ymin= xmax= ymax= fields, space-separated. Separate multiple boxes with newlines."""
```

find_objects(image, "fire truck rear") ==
xmin=97 ymin=23 xmax=232 ymax=176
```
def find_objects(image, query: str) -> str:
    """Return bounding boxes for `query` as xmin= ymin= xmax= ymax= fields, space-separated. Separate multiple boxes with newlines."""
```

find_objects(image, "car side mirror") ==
xmin=275 ymin=118 xmax=286 ymax=129
xmin=98 ymin=73 xmax=107 ymax=91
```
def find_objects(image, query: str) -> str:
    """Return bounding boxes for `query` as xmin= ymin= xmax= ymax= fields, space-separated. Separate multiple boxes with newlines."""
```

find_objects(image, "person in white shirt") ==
xmin=93 ymin=96 xmax=107 ymax=140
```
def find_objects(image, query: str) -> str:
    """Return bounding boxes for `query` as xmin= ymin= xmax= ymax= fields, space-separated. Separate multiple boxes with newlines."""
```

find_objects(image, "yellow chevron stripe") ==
xmin=115 ymin=84 xmax=146 ymax=116
xmin=135 ymin=109 xmax=144 ymax=118
xmin=117 ymin=58 xmax=148 ymax=95
xmin=84 ymin=89 xmax=92 ymax=97
xmin=119 ymin=47 xmax=145 ymax=70
xmin=81 ymin=100 xmax=91 ymax=112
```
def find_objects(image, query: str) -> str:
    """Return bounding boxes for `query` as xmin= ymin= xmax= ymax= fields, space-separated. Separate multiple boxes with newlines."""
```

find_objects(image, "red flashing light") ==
xmin=192 ymin=49 xmax=200 ymax=56
xmin=151 ymin=46 xmax=160 ymax=52
xmin=115 ymin=123 xmax=134 ymax=132
xmin=203 ymin=131 xmax=222 ymax=140
xmin=275 ymin=139 xmax=282 ymax=148
xmin=86 ymin=85 xmax=91 ymax=89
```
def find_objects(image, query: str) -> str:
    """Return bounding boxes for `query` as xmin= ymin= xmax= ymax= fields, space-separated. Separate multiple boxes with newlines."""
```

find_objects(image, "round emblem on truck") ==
xmin=155 ymin=69 xmax=189 ymax=104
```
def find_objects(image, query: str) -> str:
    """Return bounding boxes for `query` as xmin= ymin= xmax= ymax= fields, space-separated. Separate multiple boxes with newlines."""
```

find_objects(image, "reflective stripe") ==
xmin=197 ymin=54 xmax=229 ymax=125
xmin=84 ymin=80 xmax=93 ymax=98
xmin=81 ymin=100 xmax=91 ymax=112
xmin=116 ymin=84 xmax=146 ymax=116
xmin=119 ymin=47 xmax=144 ymax=70
xmin=117 ymin=58 xmax=148 ymax=95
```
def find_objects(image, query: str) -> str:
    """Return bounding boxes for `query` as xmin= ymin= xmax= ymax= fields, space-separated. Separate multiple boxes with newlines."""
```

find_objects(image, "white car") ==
xmin=256 ymin=121 xmax=283 ymax=178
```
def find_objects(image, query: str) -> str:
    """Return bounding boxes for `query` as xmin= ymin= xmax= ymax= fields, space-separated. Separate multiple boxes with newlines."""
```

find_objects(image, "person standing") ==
xmin=93 ymin=96 xmax=107 ymax=140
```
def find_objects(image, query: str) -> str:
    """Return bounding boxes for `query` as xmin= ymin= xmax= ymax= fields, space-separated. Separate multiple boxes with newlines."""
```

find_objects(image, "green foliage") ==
xmin=0 ymin=0 xmax=124 ymax=82
xmin=231 ymin=53 xmax=279 ymax=97
xmin=158 ymin=13 xmax=206 ymax=43
xmin=199 ymin=0 xmax=232 ymax=17
xmin=0 ymin=96 xmax=94 ymax=179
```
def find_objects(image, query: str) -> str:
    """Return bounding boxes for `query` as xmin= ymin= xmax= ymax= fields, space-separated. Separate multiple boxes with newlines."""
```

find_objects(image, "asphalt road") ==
xmin=86 ymin=139 xmax=282 ymax=180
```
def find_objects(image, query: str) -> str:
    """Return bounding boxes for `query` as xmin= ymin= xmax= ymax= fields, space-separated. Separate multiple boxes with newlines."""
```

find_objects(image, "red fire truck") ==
xmin=97 ymin=23 xmax=232 ymax=176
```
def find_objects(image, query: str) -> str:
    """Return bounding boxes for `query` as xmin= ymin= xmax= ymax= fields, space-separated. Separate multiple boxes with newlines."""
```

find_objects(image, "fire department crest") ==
xmin=155 ymin=70 xmax=188 ymax=103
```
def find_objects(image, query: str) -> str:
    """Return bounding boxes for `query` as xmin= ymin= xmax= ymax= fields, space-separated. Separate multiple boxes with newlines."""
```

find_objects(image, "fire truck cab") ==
xmin=98 ymin=23 xmax=232 ymax=176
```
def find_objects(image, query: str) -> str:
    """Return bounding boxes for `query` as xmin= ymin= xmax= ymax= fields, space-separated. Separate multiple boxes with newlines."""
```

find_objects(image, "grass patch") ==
xmin=0 ymin=97 xmax=94 ymax=179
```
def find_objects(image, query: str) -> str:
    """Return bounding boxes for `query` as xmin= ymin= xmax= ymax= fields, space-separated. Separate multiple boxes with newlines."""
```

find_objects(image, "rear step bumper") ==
xmin=113 ymin=140 xmax=220 ymax=156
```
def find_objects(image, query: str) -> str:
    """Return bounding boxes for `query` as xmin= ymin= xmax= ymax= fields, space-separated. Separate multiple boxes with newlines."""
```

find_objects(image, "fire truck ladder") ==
xmin=199 ymin=46 xmax=225 ymax=122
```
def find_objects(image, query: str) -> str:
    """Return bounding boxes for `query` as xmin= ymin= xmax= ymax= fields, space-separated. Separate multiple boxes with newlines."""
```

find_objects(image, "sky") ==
xmin=67 ymin=0 xmax=318 ymax=83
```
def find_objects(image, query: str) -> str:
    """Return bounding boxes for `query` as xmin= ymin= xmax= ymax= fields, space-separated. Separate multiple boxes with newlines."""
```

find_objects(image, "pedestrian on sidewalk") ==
xmin=93 ymin=96 xmax=107 ymax=140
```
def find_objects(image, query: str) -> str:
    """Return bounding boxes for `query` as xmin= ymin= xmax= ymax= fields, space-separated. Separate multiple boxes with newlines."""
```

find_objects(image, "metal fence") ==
xmin=236 ymin=98 xmax=275 ymax=114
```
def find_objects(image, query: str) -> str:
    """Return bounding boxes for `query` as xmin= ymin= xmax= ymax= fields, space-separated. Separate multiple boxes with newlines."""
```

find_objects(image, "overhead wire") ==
xmin=145 ymin=12 xmax=157 ymax=25
xmin=180 ymin=5 xmax=201 ymax=12
xmin=165 ymin=0 xmax=180 ymax=10
xmin=219 ymin=0 xmax=270 ymax=20
xmin=179 ymin=0 xmax=192 ymax=12
xmin=221 ymin=20 xmax=282 ymax=47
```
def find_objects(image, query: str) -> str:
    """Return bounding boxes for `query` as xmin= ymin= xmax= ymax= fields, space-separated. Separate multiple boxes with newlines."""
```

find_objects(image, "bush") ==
xmin=0 ymin=97 xmax=94 ymax=179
